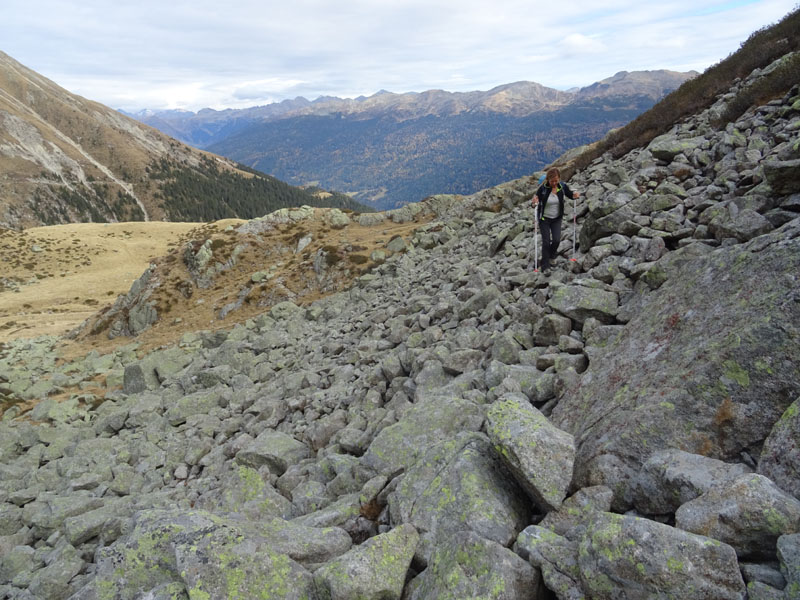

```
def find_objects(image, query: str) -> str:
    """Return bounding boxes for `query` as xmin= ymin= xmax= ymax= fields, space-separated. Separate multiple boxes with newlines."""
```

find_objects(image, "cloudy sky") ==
xmin=2 ymin=0 xmax=795 ymax=112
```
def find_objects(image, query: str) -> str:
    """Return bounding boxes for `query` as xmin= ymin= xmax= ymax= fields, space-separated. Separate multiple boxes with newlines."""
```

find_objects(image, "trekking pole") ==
xmin=570 ymin=193 xmax=578 ymax=262
xmin=534 ymin=207 xmax=539 ymax=272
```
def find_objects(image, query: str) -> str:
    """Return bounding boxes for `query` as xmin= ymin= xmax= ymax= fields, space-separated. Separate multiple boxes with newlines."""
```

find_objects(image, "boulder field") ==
xmin=1 ymin=58 xmax=800 ymax=599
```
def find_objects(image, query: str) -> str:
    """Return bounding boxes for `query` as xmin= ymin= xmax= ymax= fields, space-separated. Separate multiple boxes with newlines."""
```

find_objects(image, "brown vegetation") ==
xmin=0 ymin=210 xmax=431 ymax=360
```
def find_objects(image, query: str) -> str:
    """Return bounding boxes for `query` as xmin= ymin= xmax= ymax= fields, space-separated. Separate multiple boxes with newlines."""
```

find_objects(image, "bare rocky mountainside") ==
xmin=131 ymin=71 xmax=696 ymax=210
xmin=0 ymin=52 xmax=366 ymax=230
xmin=2 ymin=12 xmax=800 ymax=600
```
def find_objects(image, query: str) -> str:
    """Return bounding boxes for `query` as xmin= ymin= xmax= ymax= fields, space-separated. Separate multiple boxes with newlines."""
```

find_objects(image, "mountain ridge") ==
xmin=128 ymin=70 xmax=697 ymax=148
xmin=0 ymin=51 xmax=368 ymax=229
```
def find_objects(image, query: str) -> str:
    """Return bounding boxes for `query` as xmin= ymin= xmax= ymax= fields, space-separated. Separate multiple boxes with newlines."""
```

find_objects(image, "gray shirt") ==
xmin=543 ymin=191 xmax=560 ymax=219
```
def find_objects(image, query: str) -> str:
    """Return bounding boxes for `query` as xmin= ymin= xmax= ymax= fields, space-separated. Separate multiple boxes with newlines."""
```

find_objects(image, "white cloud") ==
xmin=561 ymin=34 xmax=608 ymax=57
xmin=0 ymin=0 xmax=795 ymax=110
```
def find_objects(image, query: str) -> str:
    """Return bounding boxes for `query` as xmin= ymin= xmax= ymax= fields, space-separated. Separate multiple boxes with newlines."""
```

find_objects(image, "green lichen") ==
xmin=782 ymin=401 xmax=798 ymax=421
xmin=590 ymin=573 xmax=616 ymax=595
xmin=754 ymin=358 xmax=775 ymax=374
xmin=666 ymin=557 xmax=684 ymax=572
xmin=764 ymin=507 xmax=790 ymax=535
xmin=235 ymin=466 xmax=265 ymax=502
xmin=722 ymin=360 xmax=750 ymax=387
xmin=222 ymin=550 xmax=293 ymax=600
xmin=188 ymin=588 xmax=211 ymax=600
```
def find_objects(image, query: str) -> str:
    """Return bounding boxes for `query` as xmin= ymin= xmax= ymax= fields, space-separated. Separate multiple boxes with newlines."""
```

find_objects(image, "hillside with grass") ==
xmin=0 ymin=52 xmax=369 ymax=229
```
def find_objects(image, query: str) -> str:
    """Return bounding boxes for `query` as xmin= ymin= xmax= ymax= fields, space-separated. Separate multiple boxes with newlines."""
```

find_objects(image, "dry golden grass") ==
xmin=1 ymin=211 xmax=430 ymax=361
xmin=0 ymin=221 xmax=199 ymax=340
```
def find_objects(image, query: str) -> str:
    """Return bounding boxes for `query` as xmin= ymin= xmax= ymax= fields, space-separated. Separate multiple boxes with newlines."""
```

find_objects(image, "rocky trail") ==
xmin=0 ymin=56 xmax=799 ymax=599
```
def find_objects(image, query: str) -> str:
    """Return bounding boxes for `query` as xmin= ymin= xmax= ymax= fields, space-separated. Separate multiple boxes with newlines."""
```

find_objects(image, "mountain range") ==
xmin=1 ymin=6 xmax=800 ymax=596
xmin=129 ymin=70 xmax=697 ymax=210
xmin=0 ymin=52 xmax=367 ymax=230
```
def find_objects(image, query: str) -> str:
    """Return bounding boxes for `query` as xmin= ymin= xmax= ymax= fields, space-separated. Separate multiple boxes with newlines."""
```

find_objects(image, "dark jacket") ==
xmin=534 ymin=182 xmax=575 ymax=221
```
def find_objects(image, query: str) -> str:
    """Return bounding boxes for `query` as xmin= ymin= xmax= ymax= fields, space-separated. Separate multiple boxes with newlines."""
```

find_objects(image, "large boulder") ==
xmin=552 ymin=226 xmax=800 ymax=509
xmin=778 ymin=533 xmax=800 ymax=598
xmin=409 ymin=530 xmax=541 ymax=600
xmin=69 ymin=509 xmax=316 ymax=600
xmin=361 ymin=396 xmax=484 ymax=475
xmin=388 ymin=433 xmax=531 ymax=561
xmin=675 ymin=474 xmax=800 ymax=560
xmin=546 ymin=281 xmax=619 ymax=325
xmin=709 ymin=205 xmax=774 ymax=242
xmin=648 ymin=134 xmax=709 ymax=162
xmin=486 ymin=394 xmax=575 ymax=511
xmin=631 ymin=449 xmax=752 ymax=515
xmin=235 ymin=430 xmax=313 ymax=475
xmin=763 ymin=159 xmax=800 ymax=195
xmin=538 ymin=486 xmax=614 ymax=539
xmin=515 ymin=526 xmax=584 ymax=600
xmin=578 ymin=512 xmax=745 ymax=599
xmin=313 ymin=524 xmax=418 ymax=600
xmin=758 ymin=398 xmax=800 ymax=499
xmin=195 ymin=464 xmax=296 ymax=520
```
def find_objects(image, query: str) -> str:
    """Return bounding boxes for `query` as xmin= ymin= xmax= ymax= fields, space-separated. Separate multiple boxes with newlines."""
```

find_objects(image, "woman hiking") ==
xmin=532 ymin=167 xmax=580 ymax=274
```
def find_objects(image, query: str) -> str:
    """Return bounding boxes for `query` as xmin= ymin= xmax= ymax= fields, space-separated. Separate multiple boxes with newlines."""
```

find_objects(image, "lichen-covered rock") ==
xmin=533 ymin=313 xmax=573 ymax=346
xmin=778 ymin=533 xmax=800 ymax=599
xmin=709 ymin=206 xmax=774 ymax=242
xmin=578 ymin=512 xmax=745 ymax=599
xmin=63 ymin=500 xmax=131 ymax=546
xmin=68 ymin=509 xmax=208 ymax=599
xmin=388 ymin=433 xmax=531 ymax=561
xmin=758 ymin=398 xmax=800 ymax=499
xmin=0 ymin=545 xmax=38 ymax=585
xmin=676 ymin=474 xmax=800 ymax=559
xmin=326 ymin=208 xmax=351 ymax=230
xmin=23 ymin=494 xmax=104 ymax=538
xmin=546 ymin=281 xmax=619 ymax=325
xmin=579 ymin=204 xmax=639 ymax=250
xmin=360 ymin=396 xmax=484 ymax=475
xmin=255 ymin=517 xmax=352 ymax=565
xmin=313 ymin=523 xmax=418 ymax=600
xmin=174 ymin=523 xmax=315 ymax=600
xmin=515 ymin=525 xmax=584 ymax=600
xmin=195 ymin=464 xmax=296 ymax=520
xmin=552 ymin=230 xmax=800 ymax=510
xmin=69 ymin=509 xmax=315 ymax=600
xmin=291 ymin=493 xmax=362 ymax=530
xmin=0 ymin=503 xmax=22 ymax=536
xmin=235 ymin=429 xmax=312 ymax=475
xmin=503 ymin=366 xmax=557 ymax=404
xmin=648 ymin=134 xmax=708 ymax=162
xmin=746 ymin=580 xmax=785 ymax=599
xmin=486 ymin=394 xmax=575 ymax=511
xmin=538 ymin=486 xmax=614 ymax=540
xmin=164 ymin=386 xmax=225 ymax=426
xmin=631 ymin=449 xmax=752 ymax=515
xmin=763 ymin=158 xmax=800 ymax=195
xmin=28 ymin=543 xmax=84 ymax=600
xmin=409 ymin=530 xmax=540 ymax=600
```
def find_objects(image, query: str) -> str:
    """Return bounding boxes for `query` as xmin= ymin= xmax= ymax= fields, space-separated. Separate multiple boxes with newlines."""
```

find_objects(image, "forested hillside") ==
xmin=0 ymin=52 xmax=369 ymax=229
xmin=209 ymin=99 xmax=652 ymax=209
xmin=147 ymin=155 xmax=369 ymax=222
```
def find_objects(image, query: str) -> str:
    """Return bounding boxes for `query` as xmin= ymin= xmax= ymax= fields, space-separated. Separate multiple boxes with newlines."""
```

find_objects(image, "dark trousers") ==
xmin=539 ymin=217 xmax=562 ymax=269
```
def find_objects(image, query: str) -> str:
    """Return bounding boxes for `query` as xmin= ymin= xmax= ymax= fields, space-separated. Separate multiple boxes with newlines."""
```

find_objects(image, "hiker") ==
xmin=532 ymin=167 xmax=579 ymax=274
